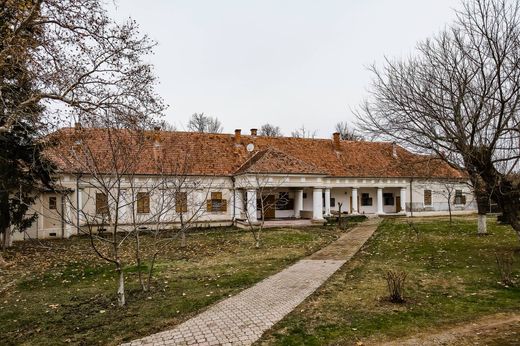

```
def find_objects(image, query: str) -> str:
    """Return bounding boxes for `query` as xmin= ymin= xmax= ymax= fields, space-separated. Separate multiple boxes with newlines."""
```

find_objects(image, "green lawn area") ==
xmin=0 ymin=226 xmax=343 ymax=345
xmin=259 ymin=216 xmax=520 ymax=345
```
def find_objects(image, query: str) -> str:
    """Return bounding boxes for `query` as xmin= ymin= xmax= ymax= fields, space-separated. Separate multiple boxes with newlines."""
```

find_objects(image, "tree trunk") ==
xmin=146 ymin=252 xmax=159 ymax=291
xmin=478 ymin=214 xmax=487 ymax=235
xmin=135 ymin=231 xmax=146 ymax=291
xmin=116 ymin=265 xmax=125 ymax=307
xmin=180 ymin=230 xmax=186 ymax=248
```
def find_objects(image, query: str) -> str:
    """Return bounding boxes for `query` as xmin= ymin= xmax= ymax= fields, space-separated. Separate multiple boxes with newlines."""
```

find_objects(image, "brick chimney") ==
xmin=250 ymin=128 xmax=257 ymax=137
xmin=333 ymin=132 xmax=341 ymax=150
xmin=234 ymin=129 xmax=242 ymax=144
xmin=74 ymin=122 xmax=81 ymax=130
xmin=392 ymin=142 xmax=398 ymax=158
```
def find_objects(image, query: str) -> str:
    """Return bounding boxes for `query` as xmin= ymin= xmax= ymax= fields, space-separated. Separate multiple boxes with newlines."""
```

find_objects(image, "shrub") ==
xmin=495 ymin=251 xmax=515 ymax=286
xmin=385 ymin=270 xmax=407 ymax=303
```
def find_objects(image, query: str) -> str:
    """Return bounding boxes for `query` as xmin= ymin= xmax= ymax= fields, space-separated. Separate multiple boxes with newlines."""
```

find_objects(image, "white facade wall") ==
xmin=11 ymin=173 xmax=478 ymax=241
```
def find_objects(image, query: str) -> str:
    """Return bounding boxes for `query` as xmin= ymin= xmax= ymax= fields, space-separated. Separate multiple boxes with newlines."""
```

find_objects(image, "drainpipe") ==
xmin=76 ymin=174 xmax=81 ymax=233
xmin=232 ymin=178 xmax=236 ymax=223
xmin=409 ymin=178 xmax=414 ymax=218
xmin=60 ymin=193 xmax=65 ymax=238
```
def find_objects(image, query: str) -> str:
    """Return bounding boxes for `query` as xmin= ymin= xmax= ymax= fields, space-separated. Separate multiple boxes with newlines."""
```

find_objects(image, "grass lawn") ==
xmin=0 ymin=225 xmax=344 ymax=345
xmin=259 ymin=216 xmax=520 ymax=345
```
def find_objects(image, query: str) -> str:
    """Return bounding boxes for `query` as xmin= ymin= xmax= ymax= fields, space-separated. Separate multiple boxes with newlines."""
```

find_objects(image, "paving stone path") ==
xmin=123 ymin=218 xmax=381 ymax=346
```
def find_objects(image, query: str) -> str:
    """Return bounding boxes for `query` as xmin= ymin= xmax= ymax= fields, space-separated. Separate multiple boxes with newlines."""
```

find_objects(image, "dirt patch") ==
xmin=376 ymin=313 xmax=520 ymax=346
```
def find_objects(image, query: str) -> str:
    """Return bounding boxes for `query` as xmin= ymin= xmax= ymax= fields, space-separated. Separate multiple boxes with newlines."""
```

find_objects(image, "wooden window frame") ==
xmin=207 ymin=191 xmax=227 ymax=212
xmin=95 ymin=193 xmax=109 ymax=215
xmin=424 ymin=189 xmax=432 ymax=206
xmin=49 ymin=196 xmax=57 ymax=210
xmin=175 ymin=191 xmax=188 ymax=213
xmin=136 ymin=192 xmax=150 ymax=214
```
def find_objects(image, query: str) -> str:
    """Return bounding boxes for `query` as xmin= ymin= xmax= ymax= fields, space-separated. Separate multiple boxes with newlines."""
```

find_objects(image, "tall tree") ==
xmin=187 ymin=113 xmax=223 ymax=133
xmin=259 ymin=123 xmax=282 ymax=137
xmin=0 ymin=1 xmax=53 ymax=259
xmin=0 ymin=0 xmax=165 ymax=254
xmin=334 ymin=121 xmax=362 ymax=141
xmin=357 ymin=0 xmax=520 ymax=238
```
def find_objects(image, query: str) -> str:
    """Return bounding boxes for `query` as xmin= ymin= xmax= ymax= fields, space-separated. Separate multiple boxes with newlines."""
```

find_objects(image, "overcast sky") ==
xmin=108 ymin=0 xmax=460 ymax=137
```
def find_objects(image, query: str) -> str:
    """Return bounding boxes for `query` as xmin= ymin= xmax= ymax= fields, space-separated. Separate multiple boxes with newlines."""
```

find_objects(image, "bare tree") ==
xmin=55 ymin=119 xmax=151 ymax=307
xmin=291 ymin=125 xmax=317 ymax=139
xmin=259 ymin=123 xmax=283 ymax=137
xmin=187 ymin=113 xmax=223 ymax=133
xmin=0 ymin=0 xmax=165 ymax=260
xmin=1 ymin=0 xmax=165 ymax=133
xmin=239 ymin=175 xmax=288 ymax=248
xmin=334 ymin=121 xmax=362 ymax=141
xmin=132 ymin=143 xmax=218 ymax=291
xmin=356 ymin=0 xmax=520 ymax=238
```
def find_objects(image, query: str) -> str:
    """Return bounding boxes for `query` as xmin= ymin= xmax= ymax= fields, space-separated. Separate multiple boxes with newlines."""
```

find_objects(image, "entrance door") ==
xmin=396 ymin=196 xmax=401 ymax=213
xmin=263 ymin=195 xmax=276 ymax=219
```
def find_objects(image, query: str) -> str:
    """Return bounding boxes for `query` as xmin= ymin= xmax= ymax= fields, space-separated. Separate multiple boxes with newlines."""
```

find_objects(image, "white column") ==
xmin=312 ymin=188 xmax=324 ymax=220
xmin=351 ymin=187 xmax=359 ymax=214
xmin=234 ymin=189 xmax=244 ymax=219
xmin=324 ymin=188 xmax=331 ymax=216
xmin=377 ymin=187 xmax=384 ymax=215
xmin=76 ymin=188 xmax=83 ymax=234
xmin=294 ymin=189 xmax=303 ymax=218
xmin=400 ymin=187 xmax=407 ymax=213
xmin=64 ymin=195 xmax=74 ymax=238
xmin=246 ymin=189 xmax=257 ymax=223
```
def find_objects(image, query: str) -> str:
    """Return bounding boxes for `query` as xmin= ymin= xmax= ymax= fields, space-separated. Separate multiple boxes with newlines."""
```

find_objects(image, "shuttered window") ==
xmin=96 ymin=193 xmax=109 ymax=215
xmin=207 ymin=191 xmax=227 ymax=212
xmin=175 ymin=192 xmax=188 ymax=213
xmin=424 ymin=190 xmax=432 ymax=206
xmin=136 ymin=192 xmax=150 ymax=213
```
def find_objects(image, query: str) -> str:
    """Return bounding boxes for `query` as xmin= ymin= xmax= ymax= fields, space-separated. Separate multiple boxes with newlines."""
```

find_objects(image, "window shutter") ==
xmin=424 ymin=190 xmax=432 ymax=206
xmin=462 ymin=195 xmax=466 ymax=204
xmin=137 ymin=192 xmax=150 ymax=213
xmin=207 ymin=199 xmax=213 ymax=212
xmin=211 ymin=192 xmax=222 ymax=200
xmin=220 ymin=199 xmax=227 ymax=212
xmin=175 ymin=192 xmax=187 ymax=213
xmin=96 ymin=193 xmax=108 ymax=215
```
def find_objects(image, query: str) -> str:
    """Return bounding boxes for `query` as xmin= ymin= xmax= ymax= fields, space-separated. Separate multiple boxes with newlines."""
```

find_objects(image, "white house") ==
xmin=13 ymin=127 xmax=476 ymax=241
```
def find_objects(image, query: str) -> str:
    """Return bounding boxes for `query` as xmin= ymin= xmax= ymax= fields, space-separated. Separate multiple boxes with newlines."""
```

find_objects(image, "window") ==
xmin=175 ymin=192 xmax=188 ymax=213
xmin=424 ymin=190 xmax=432 ymax=206
xmin=361 ymin=193 xmax=372 ymax=206
xmin=96 ymin=193 xmax=109 ymax=215
xmin=136 ymin=192 xmax=150 ymax=214
xmin=330 ymin=198 xmax=336 ymax=207
xmin=383 ymin=193 xmax=394 ymax=206
xmin=276 ymin=192 xmax=294 ymax=210
xmin=454 ymin=190 xmax=466 ymax=205
xmin=303 ymin=192 xmax=307 ymax=199
xmin=207 ymin=191 xmax=227 ymax=212
xmin=49 ymin=196 xmax=57 ymax=210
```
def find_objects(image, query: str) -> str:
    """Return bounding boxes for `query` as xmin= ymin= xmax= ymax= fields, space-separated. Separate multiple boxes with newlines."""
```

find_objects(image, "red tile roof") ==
xmin=47 ymin=127 xmax=466 ymax=179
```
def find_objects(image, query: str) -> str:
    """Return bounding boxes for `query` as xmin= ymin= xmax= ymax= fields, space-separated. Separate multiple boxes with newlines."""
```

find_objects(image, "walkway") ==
xmin=123 ymin=218 xmax=381 ymax=346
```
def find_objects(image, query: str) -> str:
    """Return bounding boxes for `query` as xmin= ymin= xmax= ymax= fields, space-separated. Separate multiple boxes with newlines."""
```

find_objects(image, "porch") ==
xmin=235 ymin=186 xmax=408 ymax=224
